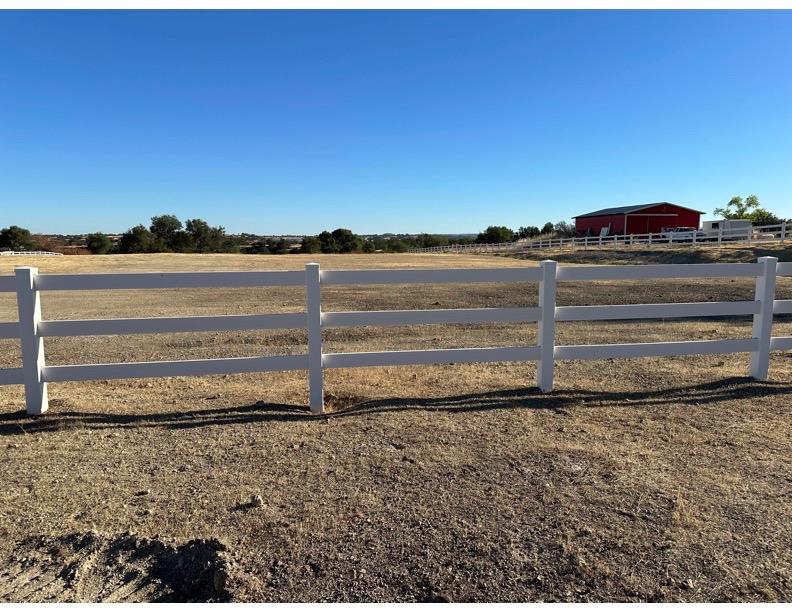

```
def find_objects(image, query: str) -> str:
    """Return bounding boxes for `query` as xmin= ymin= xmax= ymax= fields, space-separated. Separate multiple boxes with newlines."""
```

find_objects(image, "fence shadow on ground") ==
xmin=0 ymin=376 xmax=787 ymax=437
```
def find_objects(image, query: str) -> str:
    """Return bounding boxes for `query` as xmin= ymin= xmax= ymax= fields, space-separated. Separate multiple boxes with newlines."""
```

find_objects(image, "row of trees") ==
xmin=0 ymin=225 xmax=68 ymax=252
xmin=84 ymin=215 xmax=242 ymax=254
xmin=290 ymin=222 xmax=584 ymax=255
xmin=4 ymin=196 xmax=786 ymax=256
xmin=476 ymin=221 xmax=576 ymax=245
xmin=295 ymin=223 xmax=577 ymax=255
xmin=298 ymin=229 xmax=476 ymax=254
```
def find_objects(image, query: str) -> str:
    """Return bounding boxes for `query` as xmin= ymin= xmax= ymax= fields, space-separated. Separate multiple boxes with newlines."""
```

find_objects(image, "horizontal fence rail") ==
xmin=323 ymin=346 xmax=542 ymax=368
xmin=555 ymin=262 xmax=763 ymax=281
xmin=407 ymin=222 xmax=789 ymax=254
xmin=554 ymin=338 xmax=759 ymax=361
xmin=0 ymin=257 xmax=790 ymax=415
xmin=42 ymin=354 xmax=309 ymax=383
xmin=0 ymin=277 xmax=16 ymax=293
xmin=321 ymin=267 xmax=541 ymax=285
xmin=35 ymin=270 xmax=306 ymax=291
xmin=555 ymin=301 xmax=760 ymax=321
xmin=38 ymin=313 xmax=307 ymax=337
xmin=322 ymin=307 xmax=541 ymax=328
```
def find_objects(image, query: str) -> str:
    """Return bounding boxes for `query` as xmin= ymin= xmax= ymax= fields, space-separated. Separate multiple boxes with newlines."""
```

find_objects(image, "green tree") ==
xmin=476 ymin=226 xmax=514 ymax=244
xmin=541 ymin=222 xmax=554 ymax=235
xmin=149 ymin=214 xmax=184 ymax=251
xmin=553 ymin=220 xmax=576 ymax=238
xmin=118 ymin=225 xmax=155 ymax=253
xmin=369 ymin=236 xmax=388 ymax=251
xmin=300 ymin=236 xmax=321 ymax=254
xmin=517 ymin=226 xmax=540 ymax=239
xmin=751 ymin=209 xmax=784 ymax=226
xmin=714 ymin=195 xmax=758 ymax=219
xmin=185 ymin=218 xmax=211 ymax=251
xmin=714 ymin=195 xmax=784 ymax=227
xmin=86 ymin=232 xmax=112 ymax=254
xmin=185 ymin=218 xmax=227 ymax=252
xmin=415 ymin=233 xmax=450 ymax=249
xmin=0 ymin=225 xmax=35 ymax=250
xmin=387 ymin=239 xmax=408 ymax=252
xmin=330 ymin=228 xmax=362 ymax=253
xmin=317 ymin=231 xmax=337 ymax=253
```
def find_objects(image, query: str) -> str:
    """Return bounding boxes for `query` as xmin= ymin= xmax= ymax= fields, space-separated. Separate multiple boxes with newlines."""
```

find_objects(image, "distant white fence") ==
xmin=408 ymin=223 xmax=789 ymax=254
xmin=1 ymin=258 xmax=791 ymax=416
xmin=0 ymin=251 xmax=63 ymax=257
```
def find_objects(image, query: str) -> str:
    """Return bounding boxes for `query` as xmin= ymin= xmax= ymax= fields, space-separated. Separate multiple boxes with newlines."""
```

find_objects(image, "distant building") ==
xmin=573 ymin=202 xmax=704 ymax=236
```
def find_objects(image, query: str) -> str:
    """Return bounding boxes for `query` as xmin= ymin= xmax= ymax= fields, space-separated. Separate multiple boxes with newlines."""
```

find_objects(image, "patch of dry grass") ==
xmin=0 ymin=251 xmax=790 ymax=601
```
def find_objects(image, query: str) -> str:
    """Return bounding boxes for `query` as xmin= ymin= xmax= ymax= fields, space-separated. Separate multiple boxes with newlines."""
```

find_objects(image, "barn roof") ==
xmin=574 ymin=202 xmax=704 ymax=219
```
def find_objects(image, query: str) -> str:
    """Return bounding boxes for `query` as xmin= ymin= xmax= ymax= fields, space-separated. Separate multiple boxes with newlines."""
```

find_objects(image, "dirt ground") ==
xmin=0 ymin=248 xmax=790 ymax=602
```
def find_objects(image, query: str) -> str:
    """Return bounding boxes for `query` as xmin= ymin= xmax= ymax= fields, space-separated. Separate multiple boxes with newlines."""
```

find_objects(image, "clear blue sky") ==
xmin=1 ymin=10 xmax=791 ymax=235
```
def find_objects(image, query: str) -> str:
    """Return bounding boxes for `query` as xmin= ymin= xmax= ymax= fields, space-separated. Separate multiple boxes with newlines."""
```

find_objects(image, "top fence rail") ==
xmin=321 ymin=267 xmax=541 ymax=285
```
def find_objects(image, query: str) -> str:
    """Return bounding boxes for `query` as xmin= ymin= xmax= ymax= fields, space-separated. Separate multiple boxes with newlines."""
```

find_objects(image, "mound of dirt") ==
xmin=0 ymin=532 xmax=234 ymax=602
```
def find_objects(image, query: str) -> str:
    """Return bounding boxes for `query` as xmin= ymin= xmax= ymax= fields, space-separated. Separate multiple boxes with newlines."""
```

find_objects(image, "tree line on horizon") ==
xmin=0 ymin=216 xmax=572 ymax=255
xmin=1 ymin=197 xmax=785 ymax=254
xmin=0 ymin=221 xmax=562 ymax=255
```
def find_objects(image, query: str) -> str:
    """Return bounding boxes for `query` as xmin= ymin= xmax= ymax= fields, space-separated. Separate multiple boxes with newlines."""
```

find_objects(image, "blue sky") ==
xmin=1 ymin=10 xmax=791 ymax=235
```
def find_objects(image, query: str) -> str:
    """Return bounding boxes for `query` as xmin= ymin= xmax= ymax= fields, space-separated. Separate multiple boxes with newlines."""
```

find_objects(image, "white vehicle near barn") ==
xmin=701 ymin=219 xmax=753 ymax=240
xmin=660 ymin=226 xmax=706 ymax=241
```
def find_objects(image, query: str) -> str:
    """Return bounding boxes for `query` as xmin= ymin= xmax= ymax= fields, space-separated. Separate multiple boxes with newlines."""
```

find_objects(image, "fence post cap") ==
xmin=757 ymin=256 xmax=778 ymax=263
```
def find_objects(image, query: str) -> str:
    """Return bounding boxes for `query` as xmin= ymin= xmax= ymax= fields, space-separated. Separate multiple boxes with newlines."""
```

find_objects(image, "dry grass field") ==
xmin=0 ymin=248 xmax=791 ymax=601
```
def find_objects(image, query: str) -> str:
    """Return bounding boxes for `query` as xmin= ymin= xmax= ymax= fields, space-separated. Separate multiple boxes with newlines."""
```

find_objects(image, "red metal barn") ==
xmin=573 ymin=202 xmax=703 ymax=236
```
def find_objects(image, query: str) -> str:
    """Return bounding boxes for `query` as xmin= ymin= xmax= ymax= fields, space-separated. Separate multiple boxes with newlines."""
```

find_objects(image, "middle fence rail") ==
xmin=1 ymin=258 xmax=791 ymax=416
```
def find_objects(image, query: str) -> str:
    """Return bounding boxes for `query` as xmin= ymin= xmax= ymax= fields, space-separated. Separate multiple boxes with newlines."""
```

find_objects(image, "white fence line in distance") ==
xmin=408 ymin=222 xmax=789 ymax=254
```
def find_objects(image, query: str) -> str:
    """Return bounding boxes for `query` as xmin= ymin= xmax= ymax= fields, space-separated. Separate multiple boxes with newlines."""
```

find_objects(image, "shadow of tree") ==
xmin=0 ymin=376 xmax=787 ymax=437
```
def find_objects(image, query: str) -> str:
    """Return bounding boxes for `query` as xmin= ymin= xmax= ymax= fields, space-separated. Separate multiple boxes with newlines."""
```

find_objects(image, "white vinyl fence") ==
xmin=409 ymin=222 xmax=789 ymax=254
xmin=1 ymin=258 xmax=791 ymax=416
xmin=0 ymin=251 xmax=63 ymax=257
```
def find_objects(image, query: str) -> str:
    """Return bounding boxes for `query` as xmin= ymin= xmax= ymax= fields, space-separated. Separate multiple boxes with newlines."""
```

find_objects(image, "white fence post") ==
xmin=750 ymin=256 xmax=778 ymax=380
xmin=718 ymin=226 xmax=723 ymax=246
xmin=781 ymin=221 xmax=786 ymax=243
xmin=537 ymin=260 xmax=557 ymax=392
xmin=306 ymin=263 xmax=324 ymax=414
xmin=15 ymin=267 xmax=48 ymax=415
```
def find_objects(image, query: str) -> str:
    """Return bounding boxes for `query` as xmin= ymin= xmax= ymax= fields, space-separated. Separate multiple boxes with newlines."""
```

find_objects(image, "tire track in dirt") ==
xmin=0 ymin=532 xmax=237 ymax=602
